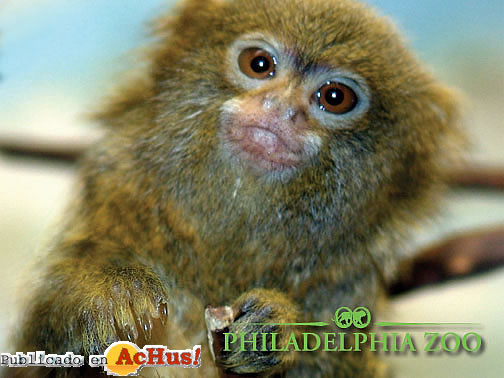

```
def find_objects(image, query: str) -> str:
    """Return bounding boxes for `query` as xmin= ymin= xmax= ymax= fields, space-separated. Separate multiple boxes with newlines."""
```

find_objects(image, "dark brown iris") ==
xmin=238 ymin=48 xmax=276 ymax=79
xmin=316 ymin=82 xmax=357 ymax=114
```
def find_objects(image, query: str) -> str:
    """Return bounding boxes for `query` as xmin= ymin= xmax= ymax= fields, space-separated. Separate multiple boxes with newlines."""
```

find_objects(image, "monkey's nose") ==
xmin=262 ymin=94 xmax=281 ymax=112
xmin=262 ymin=95 xmax=306 ymax=123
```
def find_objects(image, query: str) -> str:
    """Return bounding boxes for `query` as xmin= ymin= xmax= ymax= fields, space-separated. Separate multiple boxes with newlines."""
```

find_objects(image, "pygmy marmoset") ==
xmin=8 ymin=0 xmax=462 ymax=377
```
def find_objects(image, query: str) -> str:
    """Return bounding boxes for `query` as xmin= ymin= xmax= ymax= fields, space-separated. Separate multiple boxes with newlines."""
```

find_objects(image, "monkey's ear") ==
xmin=425 ymin=83 xmax=467 ymax=169
xmin=439 ymin=84 xmax=466 ymax=133
xmin=427 ymin=84 xmax=462 ymax=133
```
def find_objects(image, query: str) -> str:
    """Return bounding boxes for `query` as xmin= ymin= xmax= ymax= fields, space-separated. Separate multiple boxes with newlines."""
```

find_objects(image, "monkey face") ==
xmin=153 ymin=0 xmax=457 ymax=184
xmin=219 ymin=33 xmax=371 ymax=174
xmin=145 ymin=0 xmax=460 ymax=239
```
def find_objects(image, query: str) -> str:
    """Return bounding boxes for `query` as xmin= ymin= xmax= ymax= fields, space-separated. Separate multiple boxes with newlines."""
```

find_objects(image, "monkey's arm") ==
xmin=14 ymin=253 xmax=169 ymax=357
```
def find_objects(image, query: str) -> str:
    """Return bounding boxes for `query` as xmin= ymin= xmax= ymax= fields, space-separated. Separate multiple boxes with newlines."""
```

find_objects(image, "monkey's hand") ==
xmin=77 ymin=265 xmax=169 ymax=352
xmin=20 ymin=260 xmax=169 ymax=356
xmin=216 ymin=288 xmax=298 ymax=375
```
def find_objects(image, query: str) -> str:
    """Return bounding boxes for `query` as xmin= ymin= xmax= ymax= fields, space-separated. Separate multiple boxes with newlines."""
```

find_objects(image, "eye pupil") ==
xmin=251 ymin=56 xmax=270 ymax=73
xmin=325 ymin=88 xmax=344 ymax=106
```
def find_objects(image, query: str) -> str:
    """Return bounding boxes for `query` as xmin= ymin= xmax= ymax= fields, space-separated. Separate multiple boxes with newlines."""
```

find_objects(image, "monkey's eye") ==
xmin=238 ymin=48 xmax=276 ymax=79
xmin=315 ymin=81 xmax=358 ymax=114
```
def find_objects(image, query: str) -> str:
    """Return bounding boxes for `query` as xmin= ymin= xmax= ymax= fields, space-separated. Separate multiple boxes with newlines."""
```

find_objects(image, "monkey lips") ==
xmin=220 ymin=105 xmax=311 ymax=172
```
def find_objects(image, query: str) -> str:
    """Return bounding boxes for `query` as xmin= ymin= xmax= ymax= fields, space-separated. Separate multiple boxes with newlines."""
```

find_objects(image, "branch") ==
xmin=388 ymin=226 xmax=504 ymax=296
xmin=0 ymin=136 xmax=94 ymax=164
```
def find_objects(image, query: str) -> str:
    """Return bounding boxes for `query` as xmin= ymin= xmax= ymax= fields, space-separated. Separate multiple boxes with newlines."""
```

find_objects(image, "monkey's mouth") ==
xmin=226 ymin=124 xmax=303 ymax=171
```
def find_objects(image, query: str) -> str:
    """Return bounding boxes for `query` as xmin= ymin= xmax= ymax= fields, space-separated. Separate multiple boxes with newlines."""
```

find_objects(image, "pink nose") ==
xmin=261 ymin=94 xmax=305 ymax=123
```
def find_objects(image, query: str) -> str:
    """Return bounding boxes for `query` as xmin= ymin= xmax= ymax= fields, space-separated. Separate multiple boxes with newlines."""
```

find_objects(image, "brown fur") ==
xmin=7 ymin=0 xmax=462 ymax=377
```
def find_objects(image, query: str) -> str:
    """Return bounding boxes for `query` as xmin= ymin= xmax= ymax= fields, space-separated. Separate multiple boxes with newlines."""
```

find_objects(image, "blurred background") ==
xmin=0 ymin=0 xmax=503 ymax=377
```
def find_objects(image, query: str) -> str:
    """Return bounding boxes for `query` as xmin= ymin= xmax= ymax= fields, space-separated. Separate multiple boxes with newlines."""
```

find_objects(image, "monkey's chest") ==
xmin=173 ymin=243 xmax=328 ymax=306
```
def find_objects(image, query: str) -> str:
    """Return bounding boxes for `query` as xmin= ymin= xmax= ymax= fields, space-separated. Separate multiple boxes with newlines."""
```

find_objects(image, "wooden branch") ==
xmin=448 ymin=166 xmax=504 ymax=191
xmin=388 ymin=226 xmax=504 ymax=296
xmin=0 ymin=136 xmax=93 ymax=164
xmin=205 ymin=306 xmax=248 ymax=378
